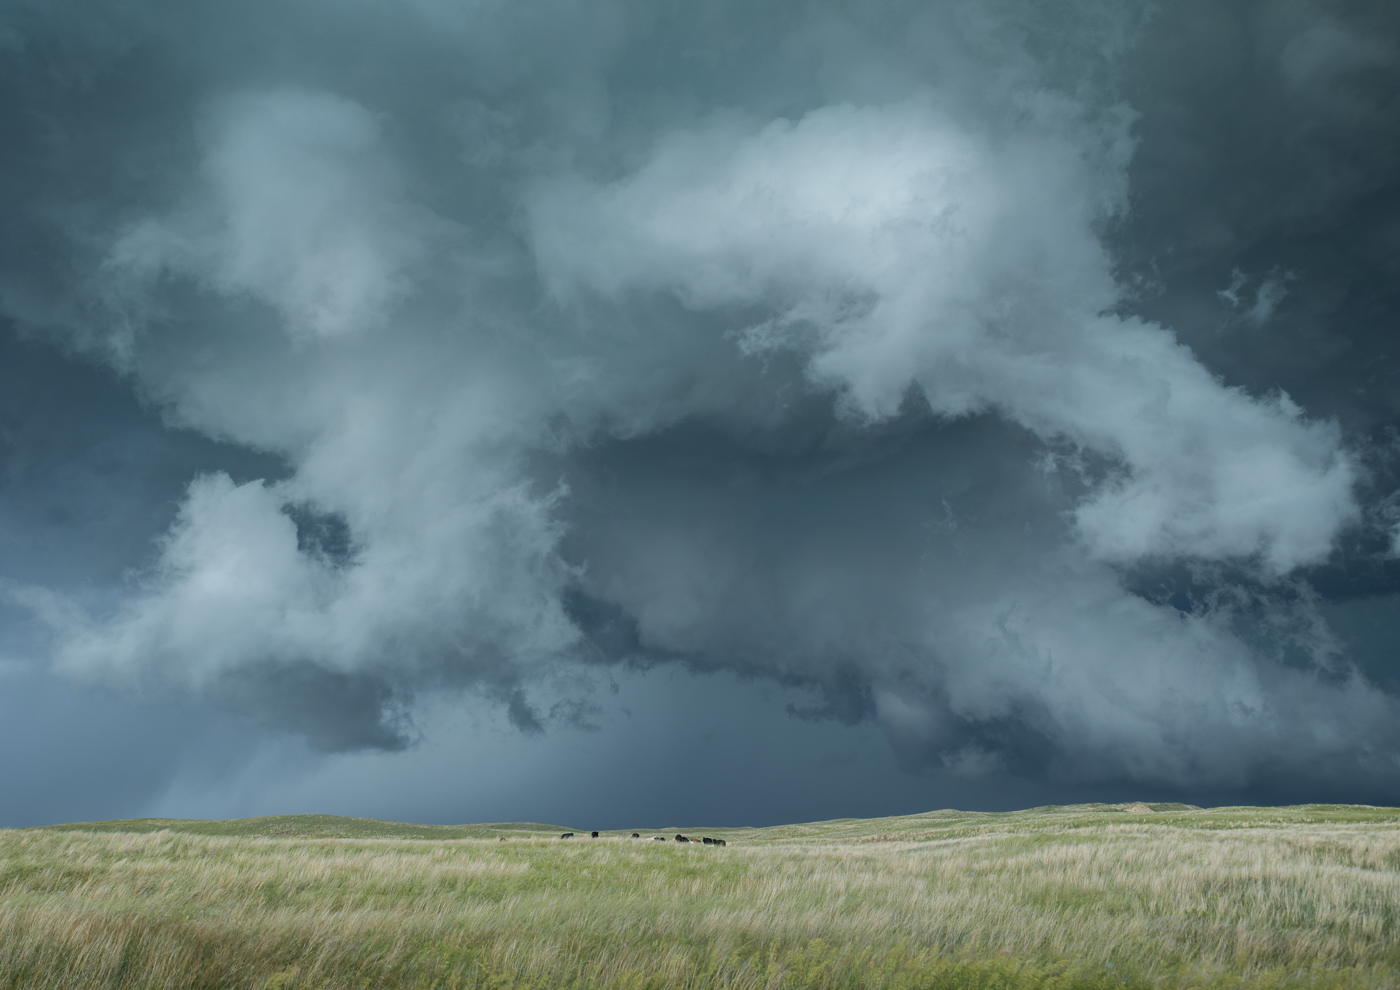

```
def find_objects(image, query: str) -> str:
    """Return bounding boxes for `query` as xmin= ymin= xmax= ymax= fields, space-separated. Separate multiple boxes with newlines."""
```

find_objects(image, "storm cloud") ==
xmin=2 ymin=0 xmax=1399 ymax=819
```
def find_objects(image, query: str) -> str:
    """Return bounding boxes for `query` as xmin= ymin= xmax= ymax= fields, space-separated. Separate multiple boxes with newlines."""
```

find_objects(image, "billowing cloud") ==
xmin=107 ymin=89 xmax=433 ymax=343
xmin=530 ymin=99 xmax=1356 ymax=570
xmin=1 ymin=0 xmax=1398 ymax=803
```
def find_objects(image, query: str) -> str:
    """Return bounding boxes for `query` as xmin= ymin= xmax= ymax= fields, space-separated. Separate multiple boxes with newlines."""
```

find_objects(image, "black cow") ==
xmin=653 ymin=836 xmax=665 ymax=841
xmin=675 ymin=834 xmax=690 ymax=842
xmin=631 ymin=833 xmax=640 ymax=838
xmin=591 ymin=831 xmax=599 ymax=838
xmin=561 ymin=832 xmax=574 ymax=839
xmin=716 ymin=838 xmax=727 ymax=846
xmin=702 ymin=837 xmax=713 ymax=844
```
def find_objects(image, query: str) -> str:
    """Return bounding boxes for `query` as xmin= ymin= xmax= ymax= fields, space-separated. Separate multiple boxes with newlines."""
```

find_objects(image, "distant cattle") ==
xmin=631 ymin=833 xmax=640 ymax=838
xmin=715 ymin=838 xmax=727 ymax=846
xmin=702 ymin=837 xmax=713 ymax=844
xmin=591 ymin=831 xmax=599 ymax=838
xmin=675 ymin=834 xmax=690 ymax=842
xmin=561 ymin=832 xmax=574 ymax=839
xmin=653 ymin=836 xmax=666 ymax=841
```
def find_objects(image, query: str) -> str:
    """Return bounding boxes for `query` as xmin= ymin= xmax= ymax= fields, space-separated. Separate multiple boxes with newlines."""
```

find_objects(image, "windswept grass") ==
xmin=2 ymin=804 xmax=1398 ymax=989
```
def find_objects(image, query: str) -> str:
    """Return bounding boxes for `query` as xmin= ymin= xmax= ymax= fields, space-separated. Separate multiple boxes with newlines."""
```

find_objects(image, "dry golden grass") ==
xmin=2 ymin=806 xmax=1398 ymax=989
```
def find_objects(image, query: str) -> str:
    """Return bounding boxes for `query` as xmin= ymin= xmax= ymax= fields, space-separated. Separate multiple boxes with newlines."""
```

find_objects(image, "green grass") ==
xmin=40 ymin=800 xmax=1400 ymax=842
xmin=35 ymin=814 xmax=571 ymax=841
xmin=3 ymin=803 xmax=1398 ymax=989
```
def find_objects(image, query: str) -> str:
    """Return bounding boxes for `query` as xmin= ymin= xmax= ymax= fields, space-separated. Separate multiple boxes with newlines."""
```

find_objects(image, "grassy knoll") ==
xmin=2 ymin=804 xmax=1398 ymax=989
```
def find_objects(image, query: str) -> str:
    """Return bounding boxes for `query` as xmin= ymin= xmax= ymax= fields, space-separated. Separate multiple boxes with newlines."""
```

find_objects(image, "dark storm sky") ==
xmin=1 ymin=0 xmax=1399 ymax=828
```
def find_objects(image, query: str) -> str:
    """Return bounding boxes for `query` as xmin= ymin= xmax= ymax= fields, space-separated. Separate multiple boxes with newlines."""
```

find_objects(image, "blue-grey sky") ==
xmin=2 ymin=0 xmax=1399 ymax=829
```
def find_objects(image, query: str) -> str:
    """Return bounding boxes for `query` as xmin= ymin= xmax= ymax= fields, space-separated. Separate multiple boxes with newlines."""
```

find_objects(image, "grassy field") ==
xmin=2 ymin=803 xmax=1398 ymax=989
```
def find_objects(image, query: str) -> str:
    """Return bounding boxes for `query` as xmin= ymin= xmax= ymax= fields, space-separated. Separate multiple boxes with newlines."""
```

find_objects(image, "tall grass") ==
xmin=2 ymin=811 xmax=1398 ymax=989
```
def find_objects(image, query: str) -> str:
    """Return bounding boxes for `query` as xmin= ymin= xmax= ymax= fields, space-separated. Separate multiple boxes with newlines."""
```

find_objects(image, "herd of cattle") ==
xmin=558 ymin=831 xmax=727 ymax=846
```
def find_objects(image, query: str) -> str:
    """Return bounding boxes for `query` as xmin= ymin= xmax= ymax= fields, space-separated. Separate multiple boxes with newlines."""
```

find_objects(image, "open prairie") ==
xmin=2 ymin=803 xmax=1398 ymax=990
